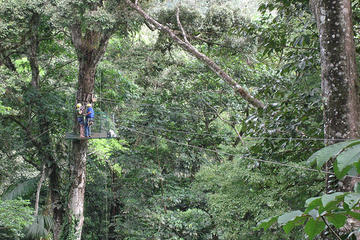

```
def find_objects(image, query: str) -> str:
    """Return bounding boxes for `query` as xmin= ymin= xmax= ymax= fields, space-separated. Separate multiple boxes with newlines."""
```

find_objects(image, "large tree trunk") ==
xmin=49 ymin=163 xmax=64 ymax=240
xmin=311 ymin=0 xmax=360 ymax=237
xmin=62 ymin=24 xmax=112 ymax=240
xmin=312 ymin=0 xmax=359 ymax=141
xmin=67 ymin=138 xmax=88 ymax=239
xmin=65 ymin=62 xmax=95 ymax=240
xmin=28 ymin=12 xmax=66 ymax=240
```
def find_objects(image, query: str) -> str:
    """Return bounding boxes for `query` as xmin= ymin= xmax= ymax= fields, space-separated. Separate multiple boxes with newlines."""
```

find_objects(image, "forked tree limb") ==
xmin=176 ymin=7 xmax=189 ymax=43
xmin=124 ymin=0 xmax=265 ymax=109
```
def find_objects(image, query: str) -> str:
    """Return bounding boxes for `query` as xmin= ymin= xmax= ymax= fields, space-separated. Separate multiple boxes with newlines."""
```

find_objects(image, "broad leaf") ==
xmin=326 ymin=214 xmax=346 ymax=228
xmin=307 ymin=141 xmax=359 ymax=169
xmin=344 ymin=193 xmax=360 ymax=209
xmin=321 ymin=192 xmax=345 ymax=209
xmin=283 ymin=216 xmax=307 ymax=234
xmin=304 ymin=218 xmax=326 ymax=240
xmin=305 ymin=197 xmax=321 ymax=213
xmin=308 ymin=209 xmax=319 ymax=220
xmin=334 ymin=145 xmax=360 ymax=179
xmin=348 ymin=211 xmax=360 ymax=220
xmin=256 ymin=216 xmax=278 ymax=230
xmin=277 ymin=210 xmax=303 ymax=225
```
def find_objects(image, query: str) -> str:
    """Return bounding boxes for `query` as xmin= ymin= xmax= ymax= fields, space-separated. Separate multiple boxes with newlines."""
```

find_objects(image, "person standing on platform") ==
xmin=76 ymin=103 xmax=85 ymax=137
xmin=85 ymin=103 xmax=94 ymax=137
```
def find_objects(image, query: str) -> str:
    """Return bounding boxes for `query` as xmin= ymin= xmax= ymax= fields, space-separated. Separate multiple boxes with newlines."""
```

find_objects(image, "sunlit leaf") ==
xmin=335 ymin=145 xmax=360 ymax=179
xmin=277 ymin=210 xmax=303 ymax=225
xmin=256 ymin=215 xmax=278 ymax=230
xmin=344 ymin=193 xmax=360 ymax=209
xmin=307 ymin=141 xmax=359 ymax=169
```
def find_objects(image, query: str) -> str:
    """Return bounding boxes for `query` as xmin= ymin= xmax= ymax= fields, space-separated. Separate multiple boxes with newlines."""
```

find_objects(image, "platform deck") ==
xmin=65 ymin=132 xmax=114 ymax=140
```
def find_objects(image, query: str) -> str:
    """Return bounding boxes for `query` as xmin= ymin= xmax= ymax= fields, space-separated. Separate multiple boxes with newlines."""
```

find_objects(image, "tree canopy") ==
xmin=1 ymin=0 xmax=360 ymax=239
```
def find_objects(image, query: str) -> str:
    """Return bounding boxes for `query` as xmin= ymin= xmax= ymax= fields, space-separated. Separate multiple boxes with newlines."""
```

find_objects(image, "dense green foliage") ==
xmin=258 ymin=140 xmax=360 ymax=239
xmin=1 ymin=0 xmax=360 ymax=239
xmin=0 ymin=199 xmax=33 ymax=240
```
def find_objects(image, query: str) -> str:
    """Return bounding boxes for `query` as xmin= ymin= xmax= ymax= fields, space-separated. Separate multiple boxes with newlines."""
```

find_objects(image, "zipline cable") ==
xmin=121 ymin=120 xmax=349 ymax=143
xmin=119 ymin=125 xmax=360 ymax=178
xmin=96 ymin=97 xmax=345 ymax=142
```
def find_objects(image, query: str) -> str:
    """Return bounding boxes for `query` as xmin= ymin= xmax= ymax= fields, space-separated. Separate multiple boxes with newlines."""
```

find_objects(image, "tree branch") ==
xmin=176 ymin=7 xmax=188 ymax=43
xmin=144 ymin=20 xmax=155 ymax=31
xmin=94 ymin=31 xmax=113 ymax=65
xmin=35 ymin=164 xmax=46 ymax=216
xmin=124 ymin=0 xmax=265 ymax=109
xmin=321 ymin=216 xmax=342 ymax=240
xmin=71 ymin=23 xmax=83 ymax=51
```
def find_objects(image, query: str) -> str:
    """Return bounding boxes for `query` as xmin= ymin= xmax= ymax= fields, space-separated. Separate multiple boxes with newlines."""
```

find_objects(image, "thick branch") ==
xmin=71 ymin=23 xmax=83 ymax=51
xmin=35 ymin=164 xmax=46 ymax=216
xmin=124 ymin=0 xmax=265 ymax=109
xmin=144 ymin=20 xmax=155 ymax=31
xmin=94 ymin=31 xmax=113 ymax=65
xmin=176 ymin=7 xmax=188 ymax=43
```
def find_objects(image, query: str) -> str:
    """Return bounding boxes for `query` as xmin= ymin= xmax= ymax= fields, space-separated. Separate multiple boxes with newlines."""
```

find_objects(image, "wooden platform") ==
xmin=65 ymin=132 xmax=112 ymax=140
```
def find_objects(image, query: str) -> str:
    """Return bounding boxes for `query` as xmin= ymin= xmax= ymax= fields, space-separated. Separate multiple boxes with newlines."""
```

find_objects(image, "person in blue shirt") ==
xmin=85 ymin=103 xmax=95 ymax=137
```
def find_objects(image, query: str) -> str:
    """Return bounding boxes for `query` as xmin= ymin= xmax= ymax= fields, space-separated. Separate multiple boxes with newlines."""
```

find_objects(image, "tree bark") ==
xmin=64 ymin=23 xmax=112 ymax=240
xmin=311 ymin=0 xmax=360 ymax=237
xmin=34 ymin=164 xmax=46 ymax=216
xmin=28 ymin=11 xmax=66 ymax=239
xmin=49 ymin=162 xmax=64 ymax=240
xmin=67 ymin=139 xmax=88 ymax=239
xmin=311 ymin=0 xmax=359 ymax=141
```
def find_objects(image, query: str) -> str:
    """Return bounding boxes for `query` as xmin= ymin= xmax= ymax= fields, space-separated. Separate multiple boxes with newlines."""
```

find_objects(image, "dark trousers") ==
xmin=85 ymin=118 xmax=94 ymax=137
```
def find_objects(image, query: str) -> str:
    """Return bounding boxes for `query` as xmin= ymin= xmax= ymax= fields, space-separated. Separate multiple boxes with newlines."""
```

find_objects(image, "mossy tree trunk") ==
xmin=311 ymin=0 xmax=360 ymax=237
xmin=63 ymin=24 xmax=112 ymax=240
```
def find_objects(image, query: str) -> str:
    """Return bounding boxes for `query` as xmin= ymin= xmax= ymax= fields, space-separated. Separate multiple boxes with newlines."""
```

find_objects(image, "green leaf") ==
xmin=326 ymin=214 xmax=346 ymax=228
xmin=355 ymin=182 xmax=360 ymax=193
xmin=304 ymin=218 xmax=326 ymax=240
xmin=305 ymin=197 xmax=321 ymax=213
xmin=348 ymin=211 xmax=360 ymax=220
xmin=321 ymin=192 xmax=345 ymax=209
xmin=334 ymin=145 xmax=360 ymax=179
xmin=344 ymin=193 xmax=360 ymax=209
xmin=277 ymin=210 xmax=303 ymax=225
xmin=307 ymin=141 xmax=359 ymax=169
xmin=283 ymin=216 xmax=307 ymax=234
xmin=256 ymin=216 xmax=278 ymax=230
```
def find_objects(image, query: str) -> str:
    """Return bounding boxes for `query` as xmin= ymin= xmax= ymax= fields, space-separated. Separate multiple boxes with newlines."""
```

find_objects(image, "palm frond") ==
xmin=2 ymin=176 xmax=40 ymax=200
xmin=24 ymin=214 xmax=54 ymax=240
